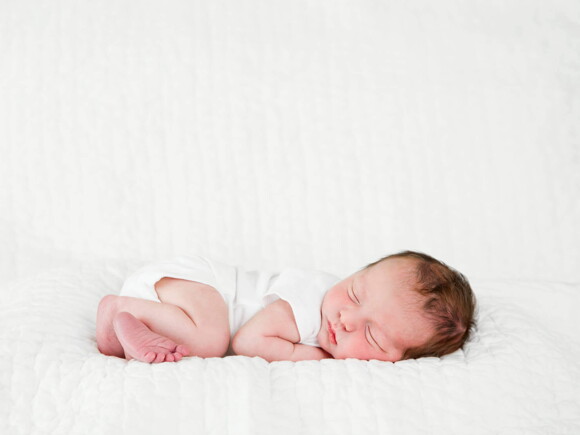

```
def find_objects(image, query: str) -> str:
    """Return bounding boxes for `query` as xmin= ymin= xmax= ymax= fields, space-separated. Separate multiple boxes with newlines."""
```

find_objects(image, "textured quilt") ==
xmin=1 ymin=262 xmax=579 ymax=434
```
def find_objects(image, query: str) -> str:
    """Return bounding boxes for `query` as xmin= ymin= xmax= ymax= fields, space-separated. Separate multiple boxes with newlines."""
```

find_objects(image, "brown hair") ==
xmin=364 ymin=250 xmax=476 ymax=360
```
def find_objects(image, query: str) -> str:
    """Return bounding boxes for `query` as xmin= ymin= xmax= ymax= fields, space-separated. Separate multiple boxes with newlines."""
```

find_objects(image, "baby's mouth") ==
xmin=328 ymin=321 xmax=337 ymax=345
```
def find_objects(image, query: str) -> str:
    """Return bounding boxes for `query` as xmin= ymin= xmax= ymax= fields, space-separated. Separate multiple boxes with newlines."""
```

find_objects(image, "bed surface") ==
xmin=1 ymin=262 xmax=579 ymax=434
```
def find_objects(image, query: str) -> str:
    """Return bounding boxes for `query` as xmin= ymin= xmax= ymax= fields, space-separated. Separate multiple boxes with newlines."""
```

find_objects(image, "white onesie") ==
xmin=119 ymin=255 xmax=340 ymax=348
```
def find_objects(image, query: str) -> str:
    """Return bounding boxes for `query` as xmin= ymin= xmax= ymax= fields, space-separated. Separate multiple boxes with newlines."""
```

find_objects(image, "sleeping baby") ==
xmin=96 ymin=250 xmax=476 ymax=363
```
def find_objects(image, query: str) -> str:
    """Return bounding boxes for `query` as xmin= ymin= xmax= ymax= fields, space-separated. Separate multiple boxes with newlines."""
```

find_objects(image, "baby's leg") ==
xmin=97 ymin=295 xmax=192 ymax=362
xmin=153 ymin=277 xmax=230 ymax=358
xmin=96 ymin=278 xmax=230 ymax=363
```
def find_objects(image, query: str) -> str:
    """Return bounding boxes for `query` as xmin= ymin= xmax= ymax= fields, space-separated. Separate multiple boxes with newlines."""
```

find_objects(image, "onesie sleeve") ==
xmin=262 ymin=268 xmax=340 ymax=347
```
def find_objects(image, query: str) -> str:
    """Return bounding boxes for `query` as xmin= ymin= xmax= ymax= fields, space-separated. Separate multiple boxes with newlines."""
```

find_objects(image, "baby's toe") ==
xmin=144 ymin=351 xmax=157 ymax=363
xmin=165 ymin=353 xmax=175 ymax=362
xmin=153 ymin=352 xmax=166 ymax=363
xmin=176 ymin=345 xmax=189 ymax=356
xmin=173 ymin=352 xmax=183 ymax=362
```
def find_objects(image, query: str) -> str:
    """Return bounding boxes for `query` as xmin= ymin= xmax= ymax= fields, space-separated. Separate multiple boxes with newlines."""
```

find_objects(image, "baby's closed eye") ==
xmin=348 ymin=287 xmax=360 ymax=304
xmin=366 ymin=325 xmax=386 ymax=352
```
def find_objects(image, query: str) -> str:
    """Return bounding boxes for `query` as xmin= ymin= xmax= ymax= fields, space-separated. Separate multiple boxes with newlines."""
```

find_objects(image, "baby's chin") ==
xmin=316 ymin=331 xmax=334 ymax=356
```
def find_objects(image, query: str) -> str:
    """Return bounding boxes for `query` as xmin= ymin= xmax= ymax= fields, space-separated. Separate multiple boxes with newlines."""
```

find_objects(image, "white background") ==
xmin=1 ymin=0 xmax=578 ymax=284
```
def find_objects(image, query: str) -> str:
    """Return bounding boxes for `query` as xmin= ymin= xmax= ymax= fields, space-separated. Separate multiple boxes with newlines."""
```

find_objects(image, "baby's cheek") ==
xmin=337 ymin=338 xmax=373 ymax=360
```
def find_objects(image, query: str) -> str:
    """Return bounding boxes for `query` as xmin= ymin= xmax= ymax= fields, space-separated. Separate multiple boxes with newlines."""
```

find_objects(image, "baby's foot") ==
xmin=113 ymin=311 xmax=189 ymax=363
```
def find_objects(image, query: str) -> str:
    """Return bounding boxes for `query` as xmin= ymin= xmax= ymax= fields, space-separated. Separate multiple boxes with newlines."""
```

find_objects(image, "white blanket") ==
xmin=1 ymin=263 xmax=579 ymax=434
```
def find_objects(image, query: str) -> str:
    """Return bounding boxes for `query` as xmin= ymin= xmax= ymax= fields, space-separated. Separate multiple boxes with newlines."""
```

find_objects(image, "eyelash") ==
xmin=349 ymin=287 xmax=360 ymax=304
xmin=366 ymin=325 xmax=377 ymax=348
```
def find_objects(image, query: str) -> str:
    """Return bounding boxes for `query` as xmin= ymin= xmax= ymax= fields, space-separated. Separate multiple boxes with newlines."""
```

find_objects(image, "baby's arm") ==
xmin=232 ymin=299 xmax=332 ymax=362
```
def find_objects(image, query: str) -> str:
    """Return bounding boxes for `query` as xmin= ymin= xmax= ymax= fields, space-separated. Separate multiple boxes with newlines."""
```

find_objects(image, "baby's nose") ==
xmin=339 ymin=310 xmax=356 ymax=332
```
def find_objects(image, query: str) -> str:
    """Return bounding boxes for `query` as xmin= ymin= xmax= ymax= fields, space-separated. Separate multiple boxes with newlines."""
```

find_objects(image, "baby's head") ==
xmin=316 ymin=250 xmax=476 ymax=362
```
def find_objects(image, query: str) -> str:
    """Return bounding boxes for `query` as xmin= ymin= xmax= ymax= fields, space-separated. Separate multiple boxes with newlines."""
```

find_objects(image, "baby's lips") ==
xmin=327 ymin=321 xmax=338 ymax=344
